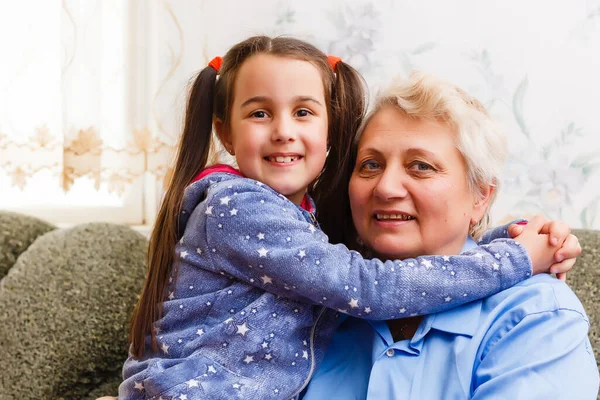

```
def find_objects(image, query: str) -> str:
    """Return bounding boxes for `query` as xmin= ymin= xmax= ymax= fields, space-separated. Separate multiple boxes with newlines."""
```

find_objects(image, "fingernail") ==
xmin=551 ymin=237 xmax=558 ymax=246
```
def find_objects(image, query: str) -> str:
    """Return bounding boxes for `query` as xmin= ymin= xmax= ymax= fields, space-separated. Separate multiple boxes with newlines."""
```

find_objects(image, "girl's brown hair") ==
xmin=129 ymin=35 xmax=365 ymax=357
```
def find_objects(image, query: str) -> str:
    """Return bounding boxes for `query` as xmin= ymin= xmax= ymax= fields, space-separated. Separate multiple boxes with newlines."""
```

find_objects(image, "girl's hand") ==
xmin=508 ymin=215 xmax=580 ymax=280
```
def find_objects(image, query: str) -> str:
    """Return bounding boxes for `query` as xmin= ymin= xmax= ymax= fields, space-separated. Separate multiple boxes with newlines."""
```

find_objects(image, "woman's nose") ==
xmin=373 ymin=168 xmax=409 ymax=201
xmin=271 ymin=116 xmax=296 ymax=143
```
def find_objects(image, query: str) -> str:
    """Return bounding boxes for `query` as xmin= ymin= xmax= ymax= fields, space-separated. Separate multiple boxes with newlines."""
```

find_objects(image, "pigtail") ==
xmin=129 ymin=65 xmax=218 ymax=357
xmin=313 ymin=61 xmax=366 ymax=247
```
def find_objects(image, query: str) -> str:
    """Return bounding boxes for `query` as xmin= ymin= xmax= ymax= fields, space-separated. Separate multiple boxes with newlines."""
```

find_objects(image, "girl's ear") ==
xmin=470 ymin=184 xmax=495 ymax=226
xmin=215 ymin=118 xmax=234 ymax=155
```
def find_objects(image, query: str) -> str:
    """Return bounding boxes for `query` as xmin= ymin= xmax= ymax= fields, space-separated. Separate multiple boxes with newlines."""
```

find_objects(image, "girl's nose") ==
xmin=271 ymin=116 xmax=296 ymax=143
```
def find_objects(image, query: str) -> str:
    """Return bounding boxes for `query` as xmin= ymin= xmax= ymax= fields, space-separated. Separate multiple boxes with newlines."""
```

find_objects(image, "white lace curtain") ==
xmin=0 ymin=1 xmax=183 ymax=224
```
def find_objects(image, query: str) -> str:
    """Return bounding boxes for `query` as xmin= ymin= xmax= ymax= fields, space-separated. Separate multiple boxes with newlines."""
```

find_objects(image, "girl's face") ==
xmin=348 ymin=106 xmax=490 ymax=260
xmin=217 ymin=54 xmax=328 ymax=205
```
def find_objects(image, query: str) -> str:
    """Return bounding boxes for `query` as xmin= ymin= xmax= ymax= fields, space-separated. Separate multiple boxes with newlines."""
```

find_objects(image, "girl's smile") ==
xmin=216 ymin=54 xmax=329 ymax=205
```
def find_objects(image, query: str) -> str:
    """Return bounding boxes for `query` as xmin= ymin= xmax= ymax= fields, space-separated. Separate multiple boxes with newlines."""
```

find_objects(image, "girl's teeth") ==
xmin=271 ymin=156 xmax=296 ymax=163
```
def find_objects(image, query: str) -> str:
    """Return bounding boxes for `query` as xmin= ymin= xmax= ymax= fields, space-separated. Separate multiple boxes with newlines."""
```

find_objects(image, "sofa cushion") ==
xmin=0 ymin=222 xmax=147 ymax=399
xmin=0 ymin=211 xmax=56 ymax=279
xmin=568 ymin=229 xmax=600 ymax=369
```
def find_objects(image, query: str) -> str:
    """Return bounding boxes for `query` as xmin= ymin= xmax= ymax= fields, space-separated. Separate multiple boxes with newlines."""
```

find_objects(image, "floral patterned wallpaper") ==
xmin=154 ymin=0 xmax=600 ymax=228
xmin=1 ymin=0 xmax=599 ymax=228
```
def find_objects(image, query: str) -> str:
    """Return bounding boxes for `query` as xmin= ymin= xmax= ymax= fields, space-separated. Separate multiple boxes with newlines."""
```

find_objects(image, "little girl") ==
xmin=119 ymin=36 xmax=573 ymax=399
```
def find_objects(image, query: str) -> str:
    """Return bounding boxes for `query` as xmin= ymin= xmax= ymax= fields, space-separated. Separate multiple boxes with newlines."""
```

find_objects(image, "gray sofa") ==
xmin=0 ymin=210 xmax=598 ymax=399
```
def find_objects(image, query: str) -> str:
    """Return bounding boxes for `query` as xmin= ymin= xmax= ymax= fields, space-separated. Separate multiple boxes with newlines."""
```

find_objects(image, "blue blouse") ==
xmin=302 ymin=238 xmax=599 ymax=399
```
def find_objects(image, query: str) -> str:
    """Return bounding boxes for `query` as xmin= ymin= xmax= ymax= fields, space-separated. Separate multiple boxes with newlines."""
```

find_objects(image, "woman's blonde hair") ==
xmin=357 ymin=72 xmax=508 ymax=239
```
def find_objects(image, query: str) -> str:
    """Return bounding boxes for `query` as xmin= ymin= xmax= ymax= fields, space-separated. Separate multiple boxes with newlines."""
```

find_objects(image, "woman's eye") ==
xmin=410 ymin=161 xmax=434 ymax=172
xmin=360 ymin=160 xmax=381 ymax=171
xmin=251 ymin=111 xmax=267 ymax=118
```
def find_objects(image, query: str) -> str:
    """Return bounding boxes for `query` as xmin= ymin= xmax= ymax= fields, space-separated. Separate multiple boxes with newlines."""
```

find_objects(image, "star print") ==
xmin=315 ymin=260 xmax=320 ymax=265
xmin=364 ymin=307 xmax=372 ymax=314
xmin=168 ymin=292 xmax=174 ymax=300
xmin=421 ymin=259 xmax=433 ymax=269
xmin=257 ymin=247 xmax=269 ymax=257
xmin=220 ymin=213 xmax=224 ymax=217
xmin=161 ymin=343 xmax=169 ymax=354
xmin=265 ymin=353 xmax=273 ymax=360
xmin=205 ymin=206 xmax=213 ymax=215
xmin=274 ymin=389 xmax=280 ymax=394
xmin=443 ymin=256 xmax=450 ymax=262
xmin=180 ymin=250 xmax=188 ymax=259
xmin=196 ymin=248 xmax=202 ymax=255
xmin=196 ymin=329 xmax=204 ymax=336
xmin=257 ymin=232 xmax=265 ymax=240
xmin=494 ymin=252 xmax=501 ymax=259
xmin=345 ymin=285 xmax=349 ymax=290
xmin=286 ymin=237 xmax=291 ymax=242
xmin=179 ymin=395 xmax=188 ymax=400
xmin=208 ymin=365 xmax=217 ymax=373
xmin=243 ymin=355 xmax=255 ymax=364
xmin=408 ymin=262 xmax=415 ymax=267
xmin=493 ymin=262 xmax=499 ymax=271
xmin=206 ymin=301 xmax=211 ymax=306
xmin=134 ymin=381 xmax=144 ymax=391
xmin=309 ymin=225 xmax=316 ymax=233
xmin=187 ymin=378 xmax=200 ymax=388
xmin=233 ymin=383 xmax=241 ymax=389
xmin=220 ymin=196 xmax=231 ymax=205
xmin=445 ymin=296 xmax=452 ymax=302
xmin=348 ymin=298 xmax=359 ymax=308
xmin=227 ymin=290 xmax=232 ymax=294
xmin=298 ymin=250 xmax=306 ymax=259
xmin=230 ymin=208 xmax=238 ymax=216
xmin=179 ymin=236 xmax=184 ymax=245
xmin=261 ymin=275 xmax=273 ymax=285
xmin=261 ymin=341 xmax=269 ymax=349
xmin=302 ymin=350 xmax=309 ymax=359
xmin=399 ymin=307 xmax=407 ymax=313
xmin=178 ymin=339 xmax=182 ymax=343
xmin=236 ymin=321 xmax=250 ymax=336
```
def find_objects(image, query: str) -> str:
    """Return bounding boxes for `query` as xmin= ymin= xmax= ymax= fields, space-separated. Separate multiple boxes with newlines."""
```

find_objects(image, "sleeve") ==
xmin=472 ymin=309 xmax=599 ymax=399
xmin=202 ymin=181 xmax=534 ymax=320
xmin=478 ymin=219 xmax=527 ymax=244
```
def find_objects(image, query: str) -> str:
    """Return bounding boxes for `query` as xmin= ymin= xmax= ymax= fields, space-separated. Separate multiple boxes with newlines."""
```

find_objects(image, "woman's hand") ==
xmin=508 ymin=215 xmax=581 ymax=280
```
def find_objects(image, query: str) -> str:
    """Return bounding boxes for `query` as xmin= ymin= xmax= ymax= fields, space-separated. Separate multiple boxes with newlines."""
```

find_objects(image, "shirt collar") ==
xmin=422 ymin=237 xmax=483 ymax=338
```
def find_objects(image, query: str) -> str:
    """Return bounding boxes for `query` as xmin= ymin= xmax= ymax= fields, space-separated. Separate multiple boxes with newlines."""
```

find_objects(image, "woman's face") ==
xmin=348 ymin=106 xmax=488 ymax=259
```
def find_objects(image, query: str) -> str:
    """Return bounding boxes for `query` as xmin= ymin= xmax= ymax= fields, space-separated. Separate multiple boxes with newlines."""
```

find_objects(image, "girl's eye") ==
xmin=409 ymin=161 xmax=434 ymax=172
xmin=296 ymin=109 xmax=311 ymax=117
xmin=251 ymin=111 xmax=267 ymax=119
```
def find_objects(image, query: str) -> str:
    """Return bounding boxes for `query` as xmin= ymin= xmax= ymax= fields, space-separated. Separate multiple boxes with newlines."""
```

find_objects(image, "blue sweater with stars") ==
xmin=119 ymin=170 xmax=533 ymax=400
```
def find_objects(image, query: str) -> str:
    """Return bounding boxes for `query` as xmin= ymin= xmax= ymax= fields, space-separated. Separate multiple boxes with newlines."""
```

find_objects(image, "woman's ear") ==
xmin=215 ymin=119 xmax=234 ymax=155
xmin=470 ymin=184 xmax=495 ymax=226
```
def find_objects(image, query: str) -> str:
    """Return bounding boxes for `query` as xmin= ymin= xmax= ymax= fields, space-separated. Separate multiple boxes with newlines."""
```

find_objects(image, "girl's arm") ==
xmin=189 ymin=178 xmax=539 ymax=320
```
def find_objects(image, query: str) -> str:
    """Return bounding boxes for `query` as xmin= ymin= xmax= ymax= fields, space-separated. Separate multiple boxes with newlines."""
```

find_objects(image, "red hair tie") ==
xmin=208 ymin=56 xmax=223 ymax=72
xmin=328 ymin=55 xmax=342 ymax=70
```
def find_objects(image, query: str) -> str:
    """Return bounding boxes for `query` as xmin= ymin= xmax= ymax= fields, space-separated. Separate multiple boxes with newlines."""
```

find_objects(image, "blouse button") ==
xmin=386 ymin=349 xmax=395 ymax=357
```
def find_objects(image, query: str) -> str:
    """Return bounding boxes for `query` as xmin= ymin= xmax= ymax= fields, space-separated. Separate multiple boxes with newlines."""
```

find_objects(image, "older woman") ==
xmin=302 ymin=73 xmax=599 ymax=399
